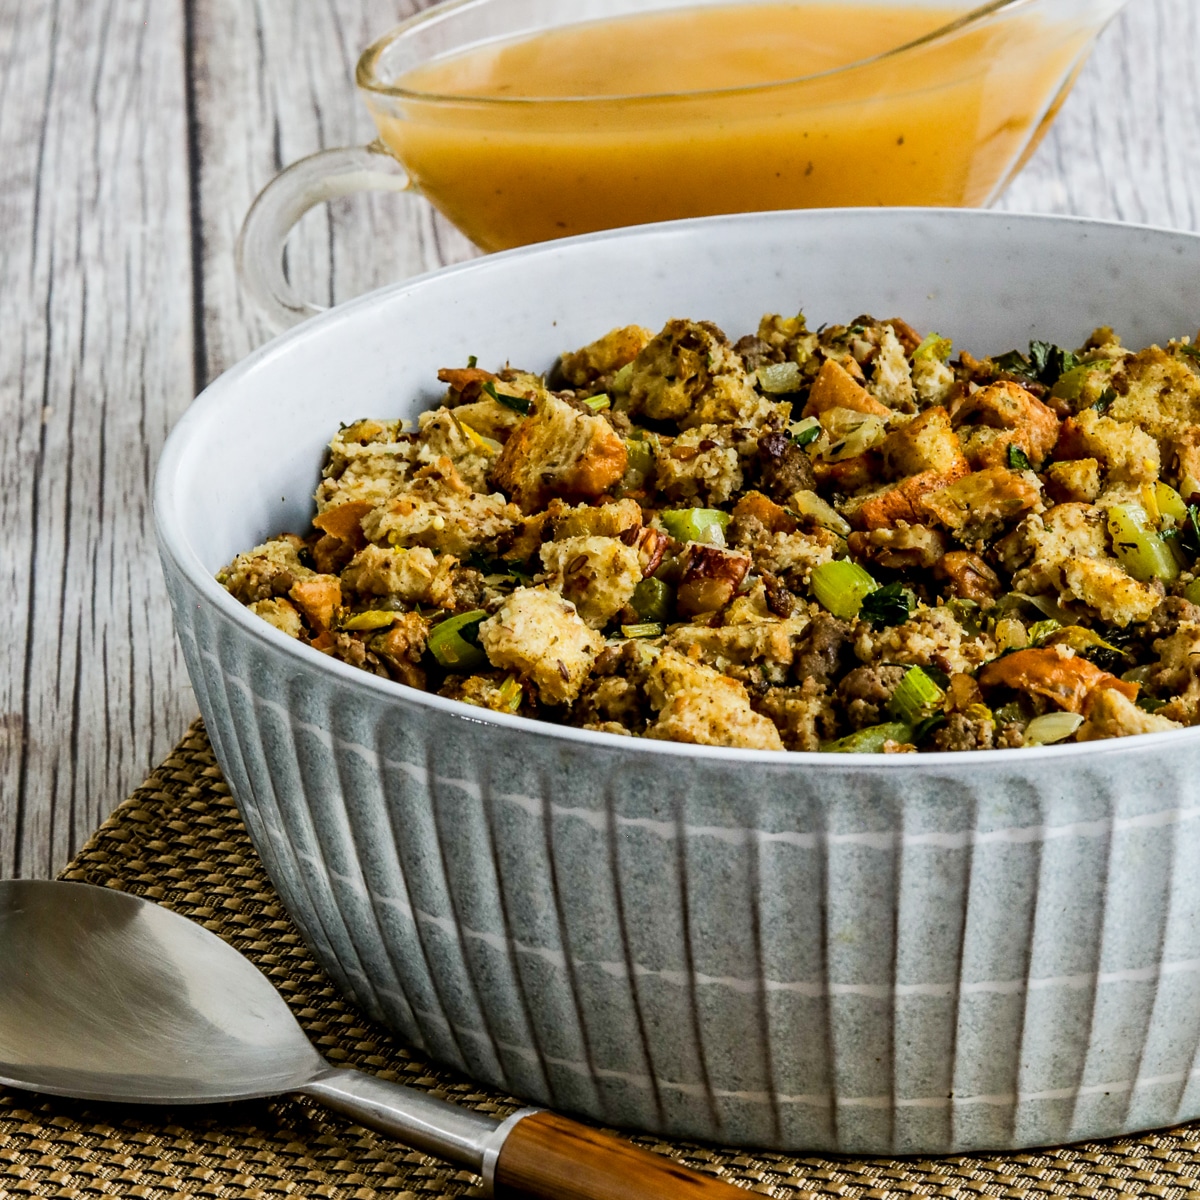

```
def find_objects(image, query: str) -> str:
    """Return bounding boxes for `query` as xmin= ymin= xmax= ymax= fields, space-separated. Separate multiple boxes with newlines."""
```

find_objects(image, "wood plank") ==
xmin=189 ymin=0 xmax=479 ymax=383
xmin=0 ymin=0 xmax=195 ymax=877
xmin=1001 ymin=0 xmax=1200 ymax=229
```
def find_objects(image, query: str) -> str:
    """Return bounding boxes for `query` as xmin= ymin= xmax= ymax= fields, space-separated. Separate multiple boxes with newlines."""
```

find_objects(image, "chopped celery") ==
xmin=582 ymin=393 xmax=610 ymax=411
xmin=1049 ymin=359 xmax=1112 ymax=402
xmin=342 ymin=610 xmax=399 ymax=632
xmin=496 ymin=675 xmax=523 ymax=713
xmin=1186 ymin=579 xmax=1200 ymax=606
xmin=1155 ymin=481 xmax=1189 ymax=526
xmin=631 ymin=577 xmax=672 ymax=623
xmin=913 ymin=333 xmax=953 ymax=362
xmin=810 ymin=560 xmax=877 ymax=620
xmin=757 ymin=361 xmax=804 ymax=394
xmin=822 ymin=722 xmax=914 ymax=753
xmin=621 ymin=622 xmax=663 ymax=639
xmin=888 ymin=667 xmax=945 ymax=725
xmin=428 ymin=609 xmax=488 ymax=670
xmin=1023 ymin=712 xmax=1084 ymax=747
xmin=661 ymin=508 xmax=731 ymax=545
xmin=610 ymin=362 xmax=634 ymax=394
xmin=1106 ymin=504 xmax=1180 ymax=583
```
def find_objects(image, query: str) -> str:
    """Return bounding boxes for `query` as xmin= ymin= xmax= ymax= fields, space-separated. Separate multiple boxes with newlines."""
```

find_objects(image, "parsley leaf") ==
xmin=1007 ymin=444 xmax=1033 ymax=471
xmin=1093 ymin=386 xmax=1117 ymax=413
xmin=483 ymin=380 xmax=531 ymax=415
xmin=791 ymin=424 xmax=821 ymax=448
xmin=1183 ymin=504 xmax=1200 ymax=556
xmin=860 ymin=582 xmax=915 ymax=629
xmin=995 ymin=341 xmax=1079 ymax=385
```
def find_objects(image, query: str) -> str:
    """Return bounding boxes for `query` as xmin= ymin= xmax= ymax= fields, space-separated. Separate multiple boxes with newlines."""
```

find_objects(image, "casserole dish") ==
xmin=156 ymin=209 xmax=1200 ymax=1153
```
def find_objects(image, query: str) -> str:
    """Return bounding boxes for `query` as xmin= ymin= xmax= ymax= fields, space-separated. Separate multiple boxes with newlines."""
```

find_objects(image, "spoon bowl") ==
xmin=0 ymin=879 xmax=320 ymax=1103
xmin=0 ymin=879 xmax=746 ymax=1198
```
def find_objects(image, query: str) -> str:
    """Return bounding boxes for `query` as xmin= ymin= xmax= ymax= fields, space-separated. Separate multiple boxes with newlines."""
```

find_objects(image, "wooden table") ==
xmin=1 ymin=0 xmax=1197 ymax=879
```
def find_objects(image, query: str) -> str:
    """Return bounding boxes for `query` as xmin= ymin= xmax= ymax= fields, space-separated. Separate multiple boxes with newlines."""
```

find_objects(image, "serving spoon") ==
xmin=0 ymin=879 xmax=745 ymax=1199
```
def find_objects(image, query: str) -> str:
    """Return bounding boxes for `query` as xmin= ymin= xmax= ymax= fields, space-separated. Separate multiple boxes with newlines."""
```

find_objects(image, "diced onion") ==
xmin=790 ymin=489 xmax=851 ymax=536
xmin=1023 ymin=712 xmax=1085 ymax=747
xmin=757 ymin=361 xmax=804 ymax=394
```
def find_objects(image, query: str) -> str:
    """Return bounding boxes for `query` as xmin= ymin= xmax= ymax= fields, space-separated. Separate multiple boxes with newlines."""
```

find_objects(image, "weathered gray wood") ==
xmin=1001 ymin=0 xmax=1200 ymax=228
xmin=3 ymin=0 xmax=1199 ymax=880
xmin=190 ymin=0 xmax=480 ymax=382
xmin=0 ymin=0 xmax=195 ymax=877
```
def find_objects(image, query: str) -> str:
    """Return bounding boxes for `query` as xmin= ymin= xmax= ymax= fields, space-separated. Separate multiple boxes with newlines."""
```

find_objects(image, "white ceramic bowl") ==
xmin=156 ymin=209 xmax=1200 ymax=1154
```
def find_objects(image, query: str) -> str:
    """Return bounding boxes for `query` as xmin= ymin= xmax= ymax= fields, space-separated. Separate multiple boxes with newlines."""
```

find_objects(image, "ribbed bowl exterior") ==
xmin=167 ymin=561 xmax=1200 ymax=1153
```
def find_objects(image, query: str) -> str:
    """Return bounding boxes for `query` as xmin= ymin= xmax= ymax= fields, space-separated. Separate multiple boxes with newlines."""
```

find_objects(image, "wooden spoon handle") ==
xmin=493 ymin=1110 xmax=747 ymax=1199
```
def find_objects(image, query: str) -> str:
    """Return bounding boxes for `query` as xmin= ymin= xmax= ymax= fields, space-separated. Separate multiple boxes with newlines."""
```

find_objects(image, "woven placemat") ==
xmin=5 ymin=723 xmax=1200 ymax=1198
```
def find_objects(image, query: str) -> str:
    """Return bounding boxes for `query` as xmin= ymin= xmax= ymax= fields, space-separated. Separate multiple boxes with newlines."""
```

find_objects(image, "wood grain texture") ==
xmin=494 ymin=1110 xmax=750 ymax=1199
xmin=0 ymin=0 xmax=195 ymax=878
xmin=3 ymin=0 xmax=1199 ymax=879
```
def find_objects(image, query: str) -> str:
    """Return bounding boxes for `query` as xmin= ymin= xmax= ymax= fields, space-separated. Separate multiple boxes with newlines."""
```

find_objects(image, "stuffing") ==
xmin=879 ymin=407 xmax=967 ymax=479
xmin=540 ymin=535 xmax=643 ymax=629
xmin=1109 ymin=346 xmax=1200 ymax=445
xmin=655 ymin=424 xmax=744 ymax=505
xmin=340 ymin=544 xmax=458 ymax=609
xmin=802 ymin=358 xmax=892 ymax=419
xmin=855 ymin=607 xmax=994 ymax=676
xmin=361 ymin=457 xmax=521 ymax=556
xmin=223 ymin=312 xmax=1200 ymax=754
xmin=753 ymin=680 xmax=835 ymax=750
xmin=490 ymin=391 xmax=627 ymax=512
xmin=219 ymin=536 xmax=313 ymax=604
xmin=640 ymin=647 xmax=784 ymax=750
xmin=922 ymin=466 xmax=1044 ymax=539
xmin=1055 ymin=409 xmax=1160 ymax=483
xmin=413 ymin=407 xmax=496 ymax=492
xmin=1044 ymin=458 xmax=1103 ymax=504
xmin=476 ymin=587 xmax=603 ymax=705
xmin=1076 ymin=687 xmax=1183 ymax=741
xmin=558 ymin=324 xmax=653 ymax=388
xmin=1059 ymin=555 xmax=1162 ymax=627
xmin=248 ymin=597 xmax=304 ymax=638
xmin=867 ymin=325 xmax=917 ymax=412
xmin=626 ymin=319 xmax=782 ymax=429
xmin=951 ymin=381 xmax=1060 ymax=469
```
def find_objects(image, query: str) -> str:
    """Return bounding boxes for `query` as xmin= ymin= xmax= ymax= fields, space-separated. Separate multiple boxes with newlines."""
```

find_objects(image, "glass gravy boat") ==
xmin=238 ymin=0 xmax=1130 ymax=328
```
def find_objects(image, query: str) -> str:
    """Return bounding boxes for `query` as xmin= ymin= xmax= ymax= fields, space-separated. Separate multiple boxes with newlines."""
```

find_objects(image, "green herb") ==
xmin=913 ymin=713 xmax=948 ymax=743
xmin=995 ymin=341 xmax=1079 ymax=385
xmin=1093 ymin=386 xmax=1117 ymax=413
xmin=483 ymin=380 xmax=531 ymax=415
xmin=859 ymin=582 xmax=914 ymax=629
xmin=1007 ymin=444 xmax=1033 ymax=471
xmin=1178 ymin=343 xmax=1200 ymax=360
xmin=467 ymin=354 xmax=478 ymax=368
xmin=1183 ymin=504 xmax=1200 ymax=557
xmin=888 ymin=666 xmax=946 ymax=725
xmin=1138 ymin=696 xmax=1168 ymax=713
xmin=821 ymin=722 xmax=914 ymax=754
xmin=792 ymin=423 xmax=821 ymax=448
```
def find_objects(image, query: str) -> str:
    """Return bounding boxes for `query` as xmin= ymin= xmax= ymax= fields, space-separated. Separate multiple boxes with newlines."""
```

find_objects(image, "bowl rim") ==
xmin=156 ymin=205 xmax=1200 ymax=769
